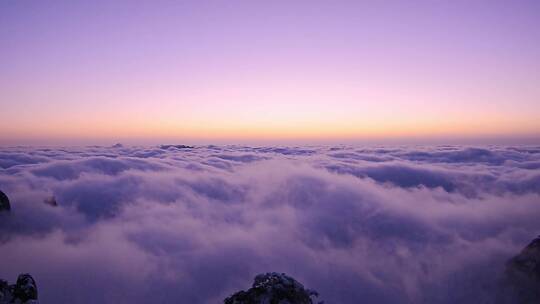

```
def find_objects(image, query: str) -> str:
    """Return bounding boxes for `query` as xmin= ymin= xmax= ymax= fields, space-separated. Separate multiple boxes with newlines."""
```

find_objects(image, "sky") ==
xmin=1 ymin=0 xmax=539 ymax=145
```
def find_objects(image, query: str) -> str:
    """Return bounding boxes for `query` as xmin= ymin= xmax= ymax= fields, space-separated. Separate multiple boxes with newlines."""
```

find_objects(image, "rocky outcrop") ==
xmin=0 ymin=190 xmax=10 ymax=212
xmin=502 ymin=236 xmax=540 ymax=303
xmin=43 ymin=196 xmax=58 ymax=207
xmin=224 ymin=272 xmax=321 ymax=304
xmin=0 ymin=274 xmax=38 ymax=304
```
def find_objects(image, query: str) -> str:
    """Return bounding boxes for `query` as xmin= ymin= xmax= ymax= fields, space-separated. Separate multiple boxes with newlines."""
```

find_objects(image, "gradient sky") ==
xmin=1 ymin=0 xmax=539 ymax=145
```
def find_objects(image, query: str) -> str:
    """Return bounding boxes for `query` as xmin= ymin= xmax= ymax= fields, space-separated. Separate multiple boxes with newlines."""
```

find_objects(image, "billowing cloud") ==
xmin=0 ymin=145 xmax=539 ymax=303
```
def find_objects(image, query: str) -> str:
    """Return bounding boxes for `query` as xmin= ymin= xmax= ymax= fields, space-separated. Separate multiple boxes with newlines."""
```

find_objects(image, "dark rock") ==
xmin=0 ymin=273 xmax=38 ymax=303
xmin=502 ymin=236 xmax=540 ymax=303
xmin=224 ymin=272 xmax=321 ymax=304
xmin=159 ymin=144 xmax=194 ymax=150
xmin=43 ymin=196 xmax=58 ymax=207
xmin=0 ymin=280 xmax=10 ymax=302
xmin=507 ymin=236 xmax=540 ymax=280
xmin=13 ymin=274 xmax=38 ymax=303
xmin=0 ymin=190 xmax=10 ymax=212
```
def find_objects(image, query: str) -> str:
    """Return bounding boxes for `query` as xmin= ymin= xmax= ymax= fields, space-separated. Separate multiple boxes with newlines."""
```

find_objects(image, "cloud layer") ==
xmin=1 ymin=144 xmax=539 ymax=303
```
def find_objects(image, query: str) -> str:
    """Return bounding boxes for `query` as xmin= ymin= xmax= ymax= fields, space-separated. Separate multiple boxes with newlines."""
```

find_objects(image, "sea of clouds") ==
xmin=0 ymin=144 xmax=539 ymax=303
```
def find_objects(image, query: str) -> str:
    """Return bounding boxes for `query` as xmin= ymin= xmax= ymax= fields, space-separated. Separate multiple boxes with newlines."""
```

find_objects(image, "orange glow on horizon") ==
xmin=2 ymin=111 xmax=538 ymax=145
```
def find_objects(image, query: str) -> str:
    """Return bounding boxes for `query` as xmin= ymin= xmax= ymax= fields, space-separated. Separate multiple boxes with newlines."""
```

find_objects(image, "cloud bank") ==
xmin=0 ymin=144 xmax=539 ymax=303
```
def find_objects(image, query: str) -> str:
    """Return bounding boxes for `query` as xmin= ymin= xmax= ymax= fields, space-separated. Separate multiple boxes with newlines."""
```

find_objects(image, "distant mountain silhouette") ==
xmin=159 ymin=144 xmax=194 ymax=150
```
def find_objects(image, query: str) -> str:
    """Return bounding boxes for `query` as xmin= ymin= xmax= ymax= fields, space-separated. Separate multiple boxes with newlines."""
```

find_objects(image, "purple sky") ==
xmin=1 ymin=0 xmax=539 ymax=145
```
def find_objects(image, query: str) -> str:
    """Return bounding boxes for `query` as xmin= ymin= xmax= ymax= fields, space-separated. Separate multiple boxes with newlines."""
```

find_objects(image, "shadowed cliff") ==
xmin=500 ymin=236 xmax=540 ymax=304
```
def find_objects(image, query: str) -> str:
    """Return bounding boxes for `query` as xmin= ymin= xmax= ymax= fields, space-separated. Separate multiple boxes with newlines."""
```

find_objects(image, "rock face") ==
xmin=224 ymin=272 xmax=321 ymax=304
xmin=0 ymin=274 xmax=38 ymax=304
xmin=503 ymin=236 xmax=540 ymax=303
xmin=0 ymin=190 xmax=10 ymax=212
xmin=43 ymin=196 xmax=58 ymax=207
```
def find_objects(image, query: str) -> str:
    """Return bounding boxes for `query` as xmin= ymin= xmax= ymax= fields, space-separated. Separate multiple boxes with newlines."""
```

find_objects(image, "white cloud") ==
xmin=0 ymin=144 xmax=539 ymax=303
